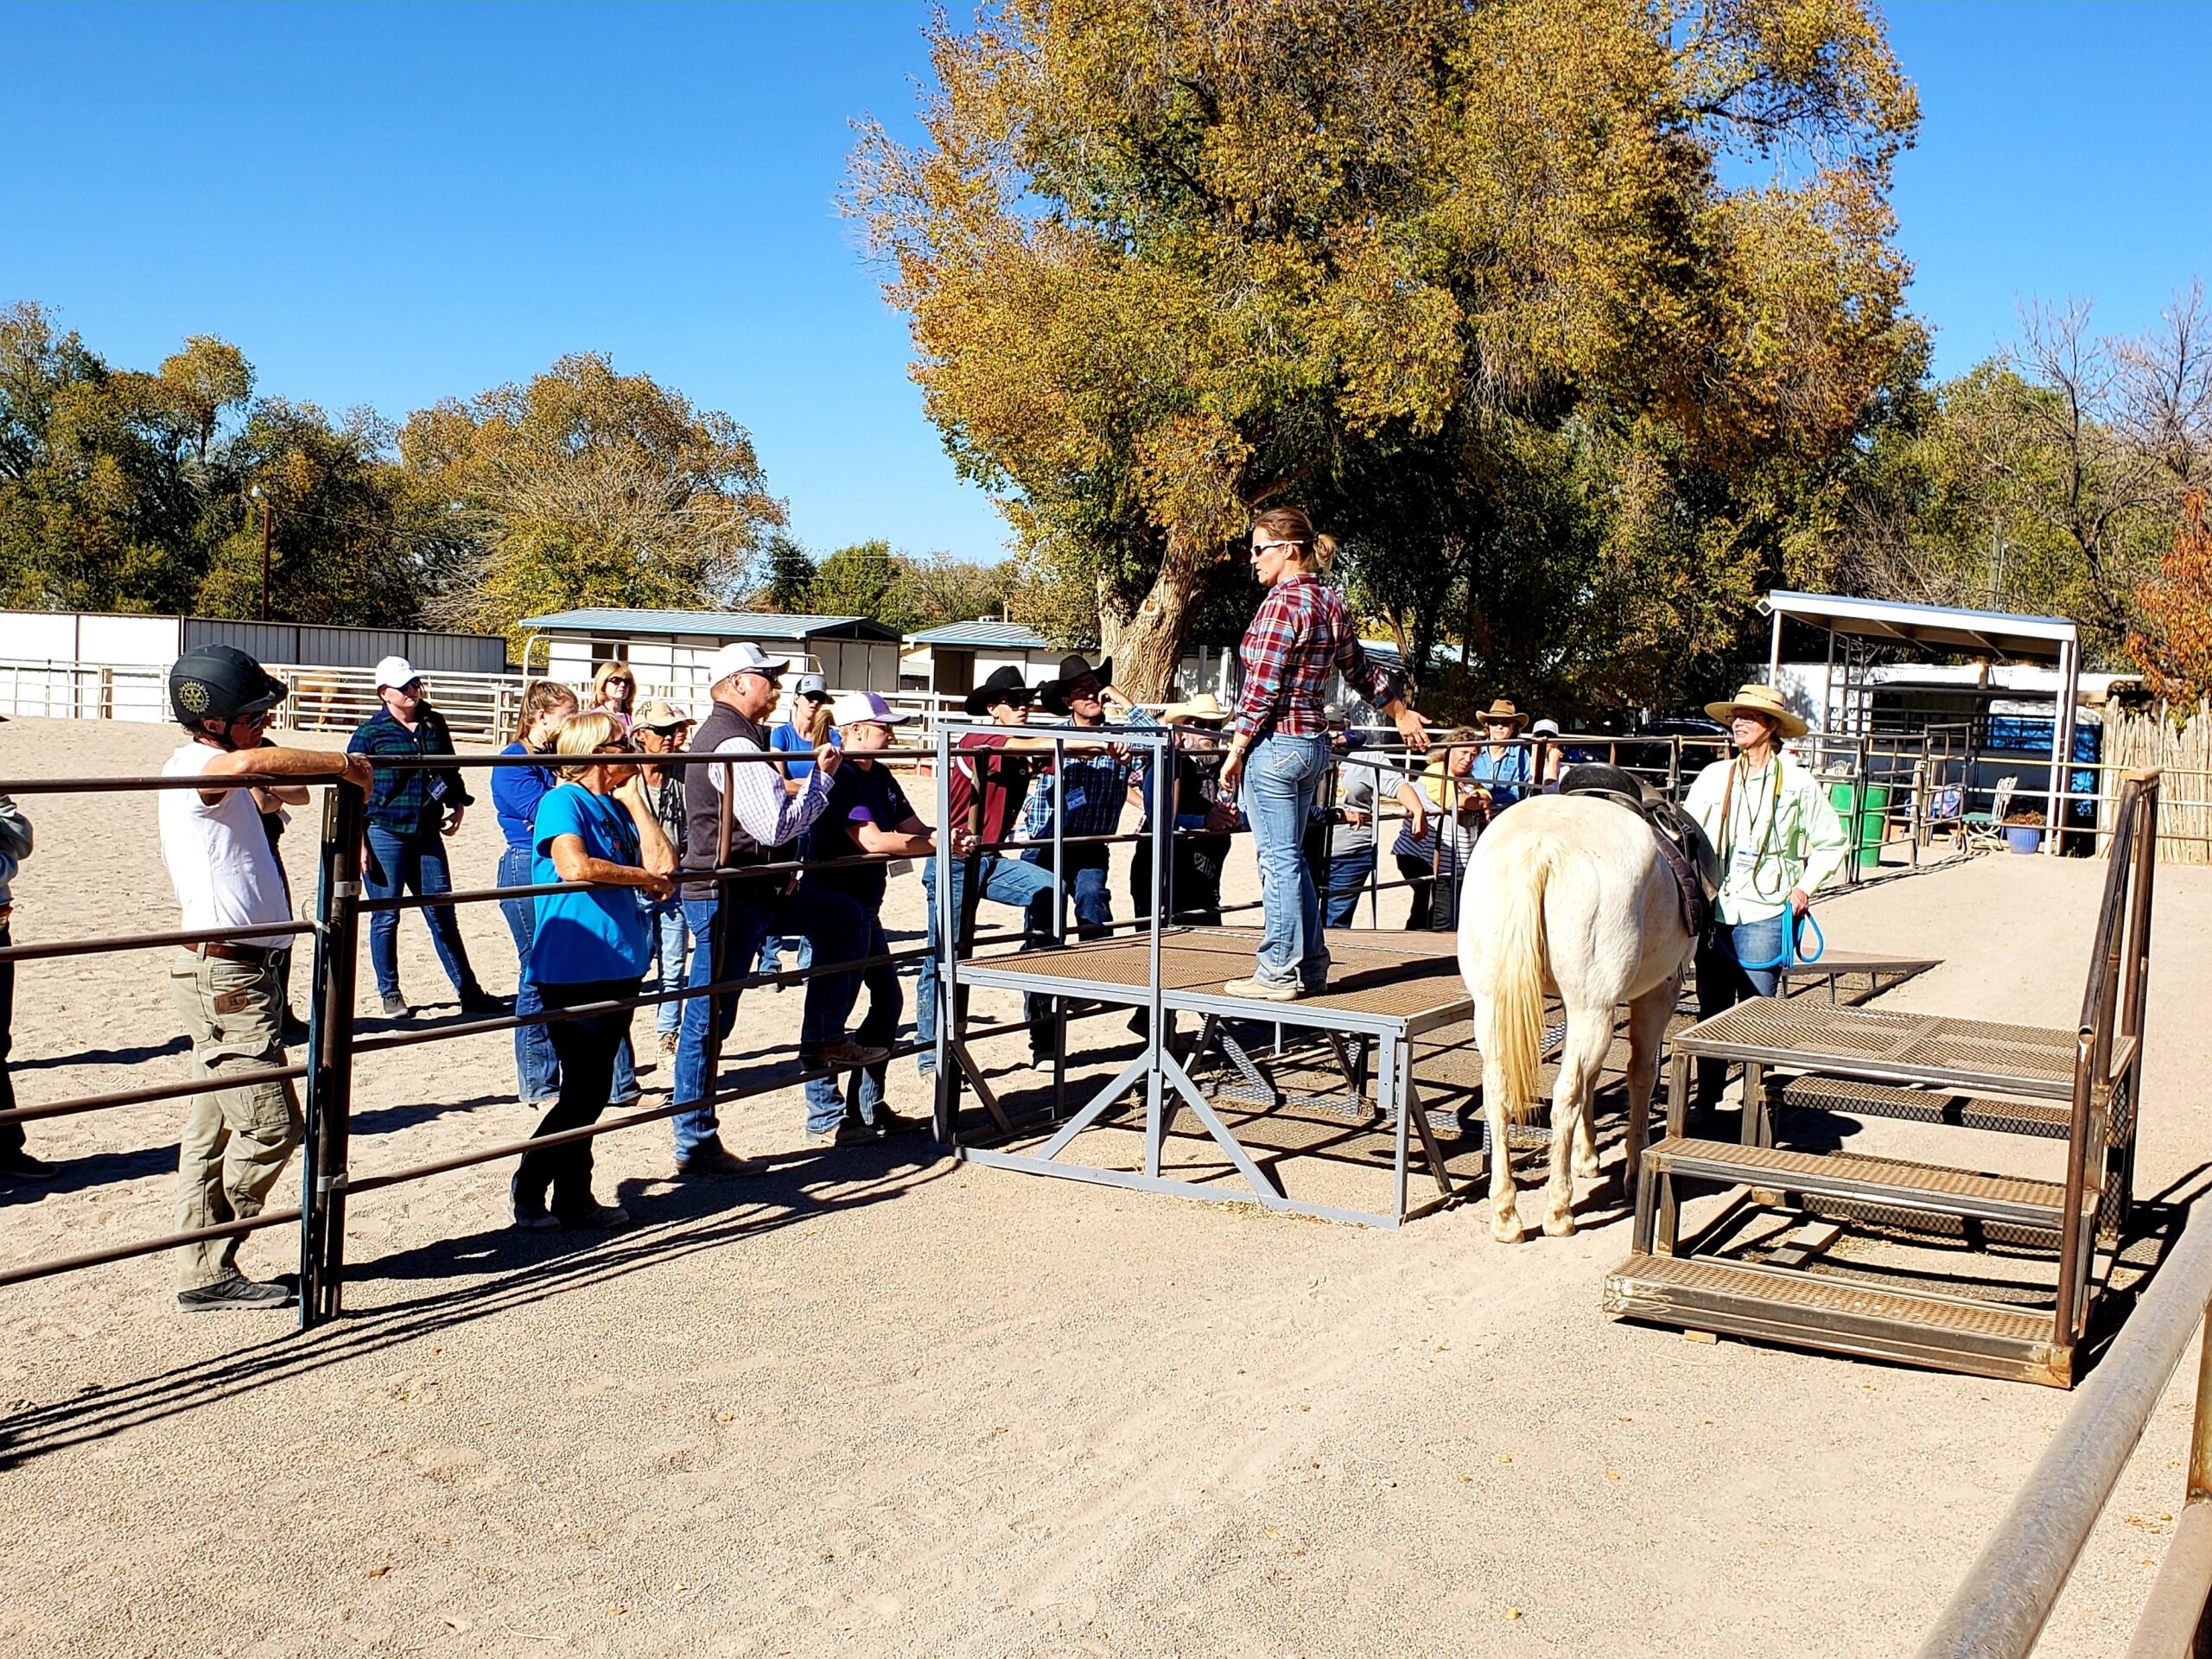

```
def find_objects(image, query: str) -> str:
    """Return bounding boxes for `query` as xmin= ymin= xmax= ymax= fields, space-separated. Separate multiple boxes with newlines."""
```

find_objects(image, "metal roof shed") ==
xmin=1760 ymin=590 xmax=2082 ymax=841
xmin=517 ymin=608 xmax=904 ymax=699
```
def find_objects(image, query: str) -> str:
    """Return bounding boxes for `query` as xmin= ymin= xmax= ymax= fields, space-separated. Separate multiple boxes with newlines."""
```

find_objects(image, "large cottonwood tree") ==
xmin=849 ymin=0 xmax=1922 ymax=699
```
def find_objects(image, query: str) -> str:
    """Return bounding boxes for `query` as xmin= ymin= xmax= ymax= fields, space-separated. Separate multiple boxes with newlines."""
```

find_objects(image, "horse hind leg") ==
xmin=1542 ymin=1011 xmax=1613 ymax=1237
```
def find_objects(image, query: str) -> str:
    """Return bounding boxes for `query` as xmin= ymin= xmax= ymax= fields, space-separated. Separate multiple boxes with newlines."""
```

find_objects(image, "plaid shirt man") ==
xmin=1233 ymin=573 xmax=1395 ymax=741
xmin=347 ymin=704 xmax=472 ymax=836
xmin=1019 ymin=747 xmax=1130 ymax=842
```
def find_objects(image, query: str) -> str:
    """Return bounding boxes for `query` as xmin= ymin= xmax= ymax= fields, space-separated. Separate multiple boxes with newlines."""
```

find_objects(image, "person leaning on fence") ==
xmin=158 ymin=645 xmax=372 ymax=1310
xmin=491 ymin=681 xmax=641 ymax=1112
xmin=511 ymin=713 xmax=677 ymax=1230
xmin=760 ymin=672 xmax=837 ymax=983
xmin=1682 ymin=683 xmax=1851 ymax=1117
xmin=633 ymin=698 xmax=695 ymax=1059
xmin=1391 ymin=728 xmax=1486 ymax=931
xmin=589 ymin=659 xmax=638 ymax=734
xmin=1217 ymin=507 xmax=1429 ymax=1001
xmin=0 ymin=791 xmax=39 ymax=1185
xmin=913 ymin=664 xmax=1076 ymax=1083
xmin=668 ymin=643 xmax=875 ymax=1177
xmin=796 ymin=692 xmax=934 ymax=1145
xmin=1322 ymin=702 xmax=1427 ymax=930
xmin=349 ymin=656 xmax=500 ymax=1020
xmin=1109 ymin=689 xmax=1241 ymax=928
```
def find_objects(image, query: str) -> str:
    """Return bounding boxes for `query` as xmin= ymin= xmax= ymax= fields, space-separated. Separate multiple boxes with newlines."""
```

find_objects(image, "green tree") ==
xmin=401 ymin=353 xmax=784 ymax=641
xmin=849 ymin=0 xmax=1920 ymax=698
xmin=810 ymin=537 xmax=896 ymax=618
xmin=752 ymin=530 xmax=818 ymax=612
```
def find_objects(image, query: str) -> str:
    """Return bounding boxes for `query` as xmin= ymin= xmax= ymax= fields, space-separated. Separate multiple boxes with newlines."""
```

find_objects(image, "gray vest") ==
xmin=680 ymin=702 xmax=773 ymax=894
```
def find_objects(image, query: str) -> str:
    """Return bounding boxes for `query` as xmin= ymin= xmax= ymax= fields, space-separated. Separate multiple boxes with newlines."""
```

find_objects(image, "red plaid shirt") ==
xmin=1234 ymin=574 xmax=1395 ymax=741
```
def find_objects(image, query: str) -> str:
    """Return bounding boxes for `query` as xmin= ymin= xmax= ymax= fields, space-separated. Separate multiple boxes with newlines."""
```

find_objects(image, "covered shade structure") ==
xmin=1761 ymin=590 xmax=2082 ymax=842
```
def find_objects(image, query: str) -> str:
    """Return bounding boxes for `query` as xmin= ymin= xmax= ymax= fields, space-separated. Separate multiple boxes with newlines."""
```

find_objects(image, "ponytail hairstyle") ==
xmin=802 ymin=700 xmax=834 ymax=744
xmin=1249 ymin=505 xmax=1337 ymax=573
xmin=512 ymin=679 xmax=580 ymax=747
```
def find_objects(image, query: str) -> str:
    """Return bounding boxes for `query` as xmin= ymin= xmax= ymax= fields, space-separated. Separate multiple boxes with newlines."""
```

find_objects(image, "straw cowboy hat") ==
xmin=1037 ymin=653 xmax=1111 ymax=715
xmin=1478 ymin=696 xmax=1529 ymax=732
xmin=963 ymin=664 xmax=1036 ymax=716
xmin=1159 ymin=693 xmax=1227 ymax=726
xmin=1705 ymin=683 xmax=1808 ymax=740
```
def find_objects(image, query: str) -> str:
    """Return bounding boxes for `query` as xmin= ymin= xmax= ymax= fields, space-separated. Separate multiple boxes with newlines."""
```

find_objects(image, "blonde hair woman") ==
xmin=590 ymin=661 xmax=638 ymax=734
xmin=511 ymin=712 xmax=675 ymax=1230
xmin=1216 ymin=506 xmax=1430 ymax=1000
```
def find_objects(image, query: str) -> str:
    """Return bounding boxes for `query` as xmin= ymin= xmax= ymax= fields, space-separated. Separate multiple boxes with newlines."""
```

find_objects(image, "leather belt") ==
xmin=184 ymin=941 xmax=282 ymax=963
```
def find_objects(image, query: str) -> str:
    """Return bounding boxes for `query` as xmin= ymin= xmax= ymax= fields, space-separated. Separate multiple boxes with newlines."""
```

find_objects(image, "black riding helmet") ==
xmin=168 ymin=645 xmax=288 ymax=733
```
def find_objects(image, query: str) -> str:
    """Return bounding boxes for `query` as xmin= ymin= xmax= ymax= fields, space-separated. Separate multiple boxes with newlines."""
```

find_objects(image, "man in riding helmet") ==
xmin=159 ymin=646 xmax=370 ymax=1311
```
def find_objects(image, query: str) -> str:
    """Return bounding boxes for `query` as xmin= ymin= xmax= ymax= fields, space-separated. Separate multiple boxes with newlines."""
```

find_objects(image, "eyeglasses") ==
xmin=1250 ymin=540 xmax=1300 ymax=556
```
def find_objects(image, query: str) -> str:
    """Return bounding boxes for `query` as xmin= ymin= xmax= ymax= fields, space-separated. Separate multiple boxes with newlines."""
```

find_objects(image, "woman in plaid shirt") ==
xmin=1217 ymin=509 xmax=1429 ymax=999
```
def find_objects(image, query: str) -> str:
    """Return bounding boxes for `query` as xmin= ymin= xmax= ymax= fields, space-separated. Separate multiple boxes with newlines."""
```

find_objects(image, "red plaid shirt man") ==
xmin=1232 ymin=573 xmax=1396 ymax=741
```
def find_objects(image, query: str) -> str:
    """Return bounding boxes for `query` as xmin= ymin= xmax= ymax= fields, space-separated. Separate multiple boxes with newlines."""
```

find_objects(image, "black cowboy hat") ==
xmin=1037 ymin=652 xmax=1112 ymax=715
xmin=963 ymin=664 xmax=1038 ymax=716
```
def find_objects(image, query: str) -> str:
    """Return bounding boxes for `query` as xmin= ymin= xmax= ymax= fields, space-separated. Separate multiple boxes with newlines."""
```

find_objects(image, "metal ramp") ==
xmin=1607 ymin=771 xmax=2162 ymax=1388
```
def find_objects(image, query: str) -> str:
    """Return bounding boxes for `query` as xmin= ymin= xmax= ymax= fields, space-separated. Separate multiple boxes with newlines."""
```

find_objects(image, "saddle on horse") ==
xmin=1556 ymin=764 xmax=1719 ymax=938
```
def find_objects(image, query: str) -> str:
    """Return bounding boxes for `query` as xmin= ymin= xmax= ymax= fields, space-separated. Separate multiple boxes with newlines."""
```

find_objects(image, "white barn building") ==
xmin=518 ymin=609 xmax=904 ymax=708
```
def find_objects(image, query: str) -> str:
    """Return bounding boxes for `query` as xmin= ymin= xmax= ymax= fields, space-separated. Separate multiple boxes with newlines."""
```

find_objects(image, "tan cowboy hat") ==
xmin=1705 ymin=683 xmax=1808 ymax=740
xmin=1478 ymin=697 xmax=1529 ymax=732
xmin=1159 ymin=693 xmax=1227 ymax=726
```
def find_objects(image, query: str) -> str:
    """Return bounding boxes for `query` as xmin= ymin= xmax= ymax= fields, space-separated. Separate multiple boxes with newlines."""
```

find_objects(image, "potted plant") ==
xmin=2002 ymin=810 xmax=2044 ymax=854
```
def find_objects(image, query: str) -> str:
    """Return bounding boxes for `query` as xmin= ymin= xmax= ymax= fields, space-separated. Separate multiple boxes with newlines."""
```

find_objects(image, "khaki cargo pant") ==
xmin=168 ymin=951 xmax=302 ymax=1290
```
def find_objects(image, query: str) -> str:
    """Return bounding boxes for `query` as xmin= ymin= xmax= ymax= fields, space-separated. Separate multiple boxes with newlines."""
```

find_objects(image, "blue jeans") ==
xmin=1324 ymin=849 xmax=1375 ymax=929
xmin=1022 ymin=844 xmax=1114 ymax=939
xmin=759 ymin=934 xmax=814 ymax=976
xmin=650 ymin=899 xmax=690 ymax=1036
xmin=497 ymin=846 xmax=637 ymax=1104
xmin=365 ymin=823 xmax=478 ymax=1001
xmin=801 ymin=916 xmax=901 ymax=1132
xmin=1693 ymin=910 xmax=1790 ymax=1106
xmin=671 ymin=883 xmax=865 ymax=1155
xmin=915 ymin=853 xmax=1056 ymax=1072
xmin=1240 ymin=734 xmax=1331 ymax=989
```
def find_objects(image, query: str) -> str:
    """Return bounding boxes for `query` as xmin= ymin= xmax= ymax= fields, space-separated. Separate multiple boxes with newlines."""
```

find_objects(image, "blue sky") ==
xmin=3 ymin=2 xmax=2208 ymax=566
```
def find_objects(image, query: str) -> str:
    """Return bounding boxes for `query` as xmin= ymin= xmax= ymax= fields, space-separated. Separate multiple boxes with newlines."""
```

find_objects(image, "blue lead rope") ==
xmin=1737 ymin=910 xmax=1825 ymax=971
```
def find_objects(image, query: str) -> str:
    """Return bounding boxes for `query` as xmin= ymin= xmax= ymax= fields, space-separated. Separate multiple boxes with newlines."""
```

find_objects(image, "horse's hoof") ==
xmin=1491 ymin=1212 xmax=1525 ymax=1244
xmin=1543 ymin=1212 xmax=1578 ymax=1239
xmin=1573 ymin=1159 xmax=1603 ymax=1184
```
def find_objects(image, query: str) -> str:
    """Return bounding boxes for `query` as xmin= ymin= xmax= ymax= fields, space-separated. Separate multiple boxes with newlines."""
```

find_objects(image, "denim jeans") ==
xmin=1692 ymin=910 xmax=1790 ymax=1105
xmin=0 ymin=920 xmax=16 ymax=1158
xmin=801 ymin=917 xmax=901 ymax=1132
xmin=365 ymin=823 xmax=477 ymax=1001
xmin=671 ymin=882 xmax=864 ymax=1155
xmin=759 ymin=934 xmax=814 ymax=976
xmin=497 ymin=846 xmax=639 ymax=1105
xmin=1239 ymin=733 xmax=1332 ymax=989
xmin=650 ymin=899 xmax=690 ymax=1037
xmin=1324 ymin=849 xmax=1375 ymax=929
xmin=1022 ymin=843 xmax=1113 ymax=939
xmin=915 ymin=853 xmax=1056 ymax=1072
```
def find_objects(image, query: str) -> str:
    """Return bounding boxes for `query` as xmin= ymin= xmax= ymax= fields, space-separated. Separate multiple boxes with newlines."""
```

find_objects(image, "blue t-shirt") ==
xmin=801 ymin=762 xmax=914 ymax=912
xmin=531 ymin=785 xmax=652 ymax=984
xmin=770 ymin=719 xmax=841 ymax=779
xmin=491 ymin=741 xmax=557 ymax=850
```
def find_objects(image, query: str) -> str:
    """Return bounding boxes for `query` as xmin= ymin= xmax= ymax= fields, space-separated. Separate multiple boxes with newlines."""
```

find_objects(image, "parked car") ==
xmin=1611 ymin=715 xmax=1729 ymax=786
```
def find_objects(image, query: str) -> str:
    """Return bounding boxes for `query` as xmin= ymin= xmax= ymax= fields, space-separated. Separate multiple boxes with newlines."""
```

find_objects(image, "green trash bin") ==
xmin=1827 ymin=780 xmax=1890 ymax=871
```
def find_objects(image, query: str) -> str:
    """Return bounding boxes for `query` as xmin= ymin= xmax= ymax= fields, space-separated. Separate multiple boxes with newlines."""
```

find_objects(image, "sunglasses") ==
xmin=1249 ymin=540 xmax=1300 ymax=556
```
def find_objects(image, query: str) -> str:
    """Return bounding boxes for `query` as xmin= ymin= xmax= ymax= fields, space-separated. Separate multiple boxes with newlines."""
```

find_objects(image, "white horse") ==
xmin=1455 ymin=792 xmax=1698 ymax=1242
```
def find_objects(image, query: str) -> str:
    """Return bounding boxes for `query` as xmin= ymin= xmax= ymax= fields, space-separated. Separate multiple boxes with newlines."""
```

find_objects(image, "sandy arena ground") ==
xmin=0 ymin=715 xmax=2207 ymax=1657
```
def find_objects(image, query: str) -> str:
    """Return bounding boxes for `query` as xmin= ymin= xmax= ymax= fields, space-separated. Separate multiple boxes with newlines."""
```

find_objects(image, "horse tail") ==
xmin=1487 ymin=832 xmax=1554 ymax=1127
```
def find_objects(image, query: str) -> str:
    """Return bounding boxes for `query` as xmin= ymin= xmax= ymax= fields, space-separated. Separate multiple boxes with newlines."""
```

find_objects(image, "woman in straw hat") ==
xmin=1681 ymin=683 xmax=1851 ymax=1113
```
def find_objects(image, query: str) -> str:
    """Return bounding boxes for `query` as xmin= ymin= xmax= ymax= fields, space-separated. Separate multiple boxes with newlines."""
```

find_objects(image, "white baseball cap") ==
xmin=828 ymin=690 xmax=911 ymax=728
xmin=708 ymin=642 xmax=795 ymax=684
xmin=373 ymin=656 xmax=422 ymax=692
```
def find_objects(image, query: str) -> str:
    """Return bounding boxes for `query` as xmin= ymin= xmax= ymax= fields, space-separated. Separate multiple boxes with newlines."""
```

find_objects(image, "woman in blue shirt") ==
xmin=491 ymin=683 xmax=637 ymax=1109
xmin=513 ymin=712 xmax=676 ymax=1230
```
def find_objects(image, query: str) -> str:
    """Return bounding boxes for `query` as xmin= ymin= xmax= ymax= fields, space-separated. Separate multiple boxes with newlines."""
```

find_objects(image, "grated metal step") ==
xmin=1603 ymin=1251 xmax=2070 ymax=1387
xmin=1780 ymin=1076 xmax=2070 ymax=1140
xmin=1644 ymin=1136 xmax=2093 ymax=1230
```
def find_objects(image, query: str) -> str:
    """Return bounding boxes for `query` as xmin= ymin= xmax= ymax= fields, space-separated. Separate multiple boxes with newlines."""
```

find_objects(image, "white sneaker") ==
xmin=1222 ymin=976 xmax=1302 ymax=1002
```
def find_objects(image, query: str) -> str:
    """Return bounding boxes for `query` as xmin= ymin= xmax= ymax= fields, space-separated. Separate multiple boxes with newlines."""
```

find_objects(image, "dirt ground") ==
xmin=0 ymin=715 xmax=2205 ymax=1658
